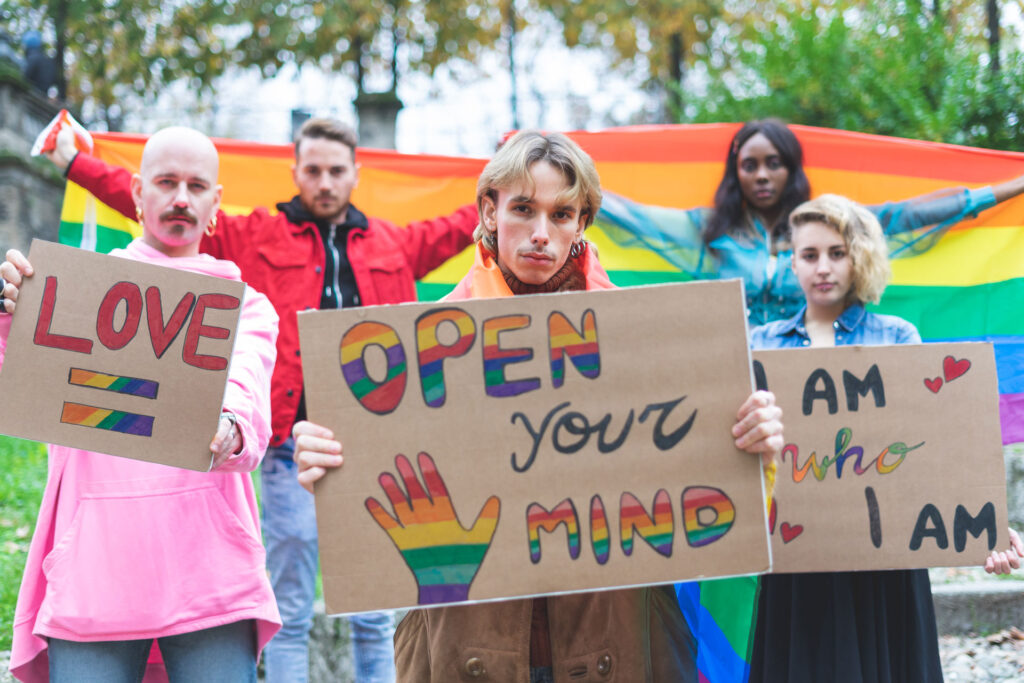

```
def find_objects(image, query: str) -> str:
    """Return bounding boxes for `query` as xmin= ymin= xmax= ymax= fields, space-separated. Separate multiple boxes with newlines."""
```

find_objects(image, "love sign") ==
xmin=0 ymin=240 xmax=244 ymax=470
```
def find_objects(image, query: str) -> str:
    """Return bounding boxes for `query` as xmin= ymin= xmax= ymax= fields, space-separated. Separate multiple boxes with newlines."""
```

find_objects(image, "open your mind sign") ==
xmin=298 ymin=281 xmax=772 ymax=614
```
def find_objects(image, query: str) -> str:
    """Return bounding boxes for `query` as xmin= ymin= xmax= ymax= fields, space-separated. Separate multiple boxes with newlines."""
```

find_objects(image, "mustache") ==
xmin=159 ymin=208 xmax=197 ymax=224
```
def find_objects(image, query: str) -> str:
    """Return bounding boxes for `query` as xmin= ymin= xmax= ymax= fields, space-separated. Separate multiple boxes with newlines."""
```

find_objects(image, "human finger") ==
xmin=292 ymin=419 xmax=334 ymax=441
xmin=736 ymin=390 xmax=776 ymax=422
xmin=297 ymin=465 xmax=331 ymax=494
xmin=3 ymin=249 xmax=34 ymax=279
xmin=734 ymin=411 xmax=784 ymax=452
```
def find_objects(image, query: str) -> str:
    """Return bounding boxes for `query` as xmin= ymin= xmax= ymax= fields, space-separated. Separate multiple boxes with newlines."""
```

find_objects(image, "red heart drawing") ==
xmin=943 ymin=355 xmax=971 ymax=382
xmin=780 ymin=522 xmax=803 ymax=543
xmin=924 ymin=377 xmax=943 ymax=393
xmin=769 ymin=499 xmax=778 ymax=534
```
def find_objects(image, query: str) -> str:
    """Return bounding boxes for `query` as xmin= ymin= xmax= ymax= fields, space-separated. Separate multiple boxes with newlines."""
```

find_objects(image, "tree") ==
xmin=681 ymin=0 xmax=1024 ymax=150
xmin=221 ymin=0 xmax=503 ymax=96
xmin=541 ymin=0 xmax=728 ymax=120
xmin=5 ymin=1 xmax=240 ymax=129
xmin=4 ymin=0 xmax=504 ymax=130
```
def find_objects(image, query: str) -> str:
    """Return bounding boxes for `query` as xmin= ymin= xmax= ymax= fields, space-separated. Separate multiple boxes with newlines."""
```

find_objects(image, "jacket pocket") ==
xmin=39 ymin=483 xmax=267 ymax=637
xmin=257 ymin=241 xmax=310 ymax=268
xmin=366 ymin=252 xmax=414 ymax=304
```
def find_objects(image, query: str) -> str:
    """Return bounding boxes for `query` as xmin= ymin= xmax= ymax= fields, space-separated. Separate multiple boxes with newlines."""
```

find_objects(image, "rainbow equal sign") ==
xmin=68 ymin=368 xmax=159 ymax=398
xmin=61 ymin=402 xmax=155 ymax=436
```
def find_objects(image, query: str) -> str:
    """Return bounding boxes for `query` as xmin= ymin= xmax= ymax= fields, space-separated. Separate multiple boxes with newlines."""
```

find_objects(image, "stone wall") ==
xmin=0 ymin=69 xmax=63 ymax=253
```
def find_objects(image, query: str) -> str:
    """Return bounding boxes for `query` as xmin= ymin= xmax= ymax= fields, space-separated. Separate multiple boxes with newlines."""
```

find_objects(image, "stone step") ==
xmin=933 ymin=582 xmax=1024 ymax=636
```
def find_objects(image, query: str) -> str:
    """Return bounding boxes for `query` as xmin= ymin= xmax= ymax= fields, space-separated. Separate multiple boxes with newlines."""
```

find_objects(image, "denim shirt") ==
xmin=597 ymin=187 xmax=997 ymax=326
xmin=749 ymin=303 xmax=922 ymax=350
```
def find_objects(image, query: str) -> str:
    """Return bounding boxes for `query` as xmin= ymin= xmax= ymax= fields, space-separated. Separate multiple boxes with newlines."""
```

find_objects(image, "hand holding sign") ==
xmin=0 ymin=249 xmax=33 ymax=315
xmin=366 ymin=452 xmax=500 ymax=605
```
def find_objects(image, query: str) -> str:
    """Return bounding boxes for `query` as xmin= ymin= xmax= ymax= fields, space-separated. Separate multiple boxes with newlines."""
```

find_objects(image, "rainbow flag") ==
xmin=61 ymin=125 xmax=1024 ymax=441
xmin=59 ymin=124 xmax=1024 ymax=682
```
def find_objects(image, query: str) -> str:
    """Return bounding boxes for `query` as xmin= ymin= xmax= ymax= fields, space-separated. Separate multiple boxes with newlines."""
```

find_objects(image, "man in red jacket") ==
xmin=45 ymin=118 xmax=478 ymax=683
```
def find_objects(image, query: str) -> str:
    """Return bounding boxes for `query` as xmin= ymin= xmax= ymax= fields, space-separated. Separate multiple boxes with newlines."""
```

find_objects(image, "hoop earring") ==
xmin=482 ymin=227 xmax=498 ymax=255
xmin=569 ymin=239 xmax=584 ymax=259
xmin=135 ymin=205 xmax=144 ymax=223
xmin=205 ymin=215 xmax=217 ymax=237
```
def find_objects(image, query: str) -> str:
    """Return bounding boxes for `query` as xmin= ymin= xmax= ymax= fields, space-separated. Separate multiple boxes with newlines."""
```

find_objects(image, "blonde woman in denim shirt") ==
xmin=747 ymin=194 xmax=1023 ymax=682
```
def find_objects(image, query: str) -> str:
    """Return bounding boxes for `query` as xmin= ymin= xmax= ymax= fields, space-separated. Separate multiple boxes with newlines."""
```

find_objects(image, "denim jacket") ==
xmin=749 ymin=303 xmax=921 ymax=349
xmin=598 ymin=187 xmax=996 ymax=326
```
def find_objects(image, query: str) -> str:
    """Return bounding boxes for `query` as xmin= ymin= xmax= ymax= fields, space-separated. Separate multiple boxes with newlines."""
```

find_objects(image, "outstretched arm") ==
xmin=399 ymin=205 xmax=479 ymax=280
xmin=992 ymin=172 xmax=1024 ymax=204
xmin=41 ymin=122 xmax=136 ymax=218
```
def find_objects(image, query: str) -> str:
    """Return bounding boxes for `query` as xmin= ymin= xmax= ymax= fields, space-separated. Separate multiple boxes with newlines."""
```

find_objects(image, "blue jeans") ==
xmin=262 ymin=439 xmax=396 ymax=683
xmin=48 ymin=620 xmax=256 ymax=682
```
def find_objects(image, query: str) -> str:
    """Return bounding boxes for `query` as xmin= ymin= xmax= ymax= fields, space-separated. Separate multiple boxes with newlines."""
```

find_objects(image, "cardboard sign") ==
xmin=0 ymin=240 xmax=245 ymax=471
xmin=754 ymin=343 xmax=1007 ymax=573
xmin=299 ymin=281 xmax=770 ymax=615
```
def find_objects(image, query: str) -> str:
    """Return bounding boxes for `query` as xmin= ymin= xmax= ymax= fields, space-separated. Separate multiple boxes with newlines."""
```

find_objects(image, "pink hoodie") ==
xmin=4 ymin=240 xmax=282 ymax=682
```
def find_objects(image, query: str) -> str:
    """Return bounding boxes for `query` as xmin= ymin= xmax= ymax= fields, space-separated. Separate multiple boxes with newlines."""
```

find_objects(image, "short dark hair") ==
xmin=294 ymin=118 xmax=358 ymax=160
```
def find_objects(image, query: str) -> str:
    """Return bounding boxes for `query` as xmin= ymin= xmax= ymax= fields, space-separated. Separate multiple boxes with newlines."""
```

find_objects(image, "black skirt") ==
xmin=749 ymin=569 xmax=943 ymax=683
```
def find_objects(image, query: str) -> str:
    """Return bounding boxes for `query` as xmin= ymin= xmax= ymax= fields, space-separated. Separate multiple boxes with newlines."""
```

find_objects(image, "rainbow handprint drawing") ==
xmin=365 ymin=452 xmax=501 ymax=604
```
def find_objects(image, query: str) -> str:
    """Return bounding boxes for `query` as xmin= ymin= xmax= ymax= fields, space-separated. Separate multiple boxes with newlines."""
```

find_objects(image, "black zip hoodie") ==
xmin=278 ymin=196 xmax=369 ymax=423
xmin=276 ymin=195 xmax=367 ymax=312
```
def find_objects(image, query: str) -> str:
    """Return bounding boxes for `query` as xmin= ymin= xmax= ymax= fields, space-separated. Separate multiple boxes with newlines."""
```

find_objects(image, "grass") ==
xmin=0 ymin=436 xmax=47 ymax=653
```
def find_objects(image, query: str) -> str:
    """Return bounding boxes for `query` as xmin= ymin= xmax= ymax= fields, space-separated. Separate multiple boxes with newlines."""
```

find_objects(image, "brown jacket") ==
xmin=394 ymin=586 xmax=696 ymax=682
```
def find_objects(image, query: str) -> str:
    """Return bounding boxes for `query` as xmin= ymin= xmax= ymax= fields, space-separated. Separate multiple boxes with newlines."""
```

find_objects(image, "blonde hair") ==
xmin=789 ymin=194 xmax=890 ymax=304
xmin=474 ymin=131 xmax=602 ymax=244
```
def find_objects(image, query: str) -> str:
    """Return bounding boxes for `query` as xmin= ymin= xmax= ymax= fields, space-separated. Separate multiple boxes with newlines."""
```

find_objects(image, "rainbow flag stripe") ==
xmin=68 ymin=368 xmax=158 ymax=399
xmin=61 ymin=125 xmax=1024 ymax=683
xmin=60 ymin=401 xmax=154 ymax=436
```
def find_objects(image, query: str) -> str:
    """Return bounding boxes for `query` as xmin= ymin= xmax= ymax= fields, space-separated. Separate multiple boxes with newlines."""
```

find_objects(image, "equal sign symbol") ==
xmin=60 ymin=368 xmax=159 ymax=437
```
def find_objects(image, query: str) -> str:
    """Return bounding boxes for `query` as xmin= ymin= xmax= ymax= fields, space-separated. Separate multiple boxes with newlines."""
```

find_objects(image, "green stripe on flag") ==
xmin=873 ymin=278 xmax=1024 ymax=338
xmin=700 ymin=575 xmax=760 ymax=662
xmin=59 ymin=221 xmax=135 ymax=254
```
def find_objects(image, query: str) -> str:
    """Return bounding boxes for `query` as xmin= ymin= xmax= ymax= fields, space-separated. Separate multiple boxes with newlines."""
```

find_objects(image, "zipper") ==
xmin=327 ymin=223 xmax=343 ymax=308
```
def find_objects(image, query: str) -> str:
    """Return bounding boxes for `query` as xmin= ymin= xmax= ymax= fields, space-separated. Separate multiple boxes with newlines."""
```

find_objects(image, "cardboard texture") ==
xmin=755 ymin=343 xmax=1008 ymax=573
xmin=0 ymin=240 xmax=244 ymax=471
xmin=299 ymin=280 xmax=770 ymax=615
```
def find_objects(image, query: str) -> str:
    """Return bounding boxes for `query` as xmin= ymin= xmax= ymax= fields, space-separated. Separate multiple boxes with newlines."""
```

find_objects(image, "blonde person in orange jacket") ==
xmin=289 ymin=131 xmax=783 ymax=682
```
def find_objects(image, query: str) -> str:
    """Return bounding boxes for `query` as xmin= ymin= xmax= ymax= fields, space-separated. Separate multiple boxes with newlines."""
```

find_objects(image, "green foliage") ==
xmin=0 ymin=437 xmax=47 ymax=653
xmin=681 ymin=0 xmax=1024 ymax=150
xmin=4 ymin=0 xmax=503 ymax=125
xmin=543 ymin=0 xmax=727 ymax=113
xmin=226 ymin=0 xmax=503 ymax=90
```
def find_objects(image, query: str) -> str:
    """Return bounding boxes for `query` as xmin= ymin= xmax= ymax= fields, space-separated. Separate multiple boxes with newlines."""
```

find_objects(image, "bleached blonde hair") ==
xmin=789 ymin=194 xmax=891 ymax=305
xmin=474 ymin=130 xmax=602 ymax=244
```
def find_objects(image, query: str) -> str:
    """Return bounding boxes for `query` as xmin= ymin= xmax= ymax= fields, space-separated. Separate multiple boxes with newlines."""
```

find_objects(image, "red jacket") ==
xmin=68 ymin=153 xmax=478 ymax=444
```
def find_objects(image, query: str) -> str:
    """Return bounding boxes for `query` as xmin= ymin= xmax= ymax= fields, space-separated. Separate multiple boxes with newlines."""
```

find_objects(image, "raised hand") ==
xmin=366 ymin=452 xmax=500 ymax=605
